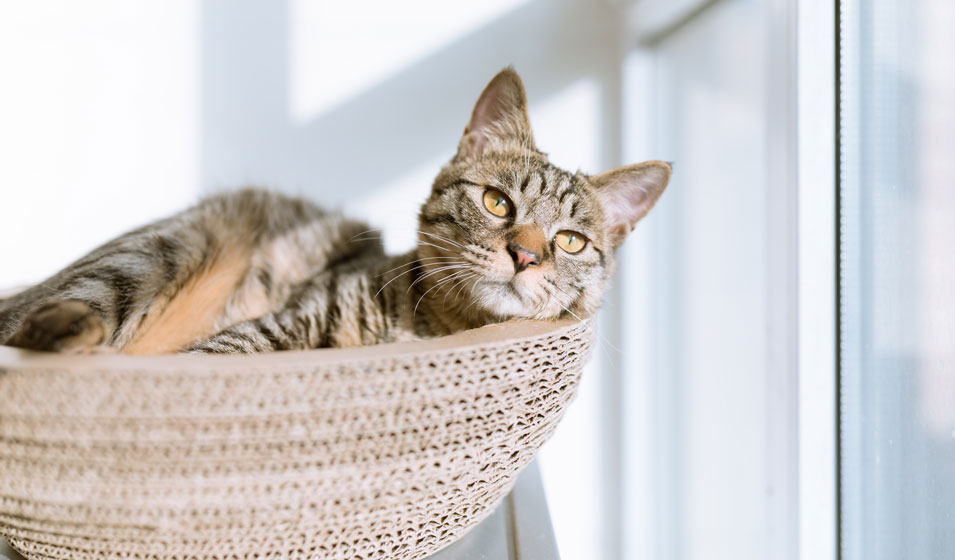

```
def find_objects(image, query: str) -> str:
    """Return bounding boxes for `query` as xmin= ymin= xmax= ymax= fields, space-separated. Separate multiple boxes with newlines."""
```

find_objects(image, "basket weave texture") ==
xmin=0 ymin=318 xmax=593 ymax=560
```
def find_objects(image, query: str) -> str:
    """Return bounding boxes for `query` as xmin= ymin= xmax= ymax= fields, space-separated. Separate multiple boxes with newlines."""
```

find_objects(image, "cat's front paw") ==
xmin=7 ymin=300 xmax=109 ymax=353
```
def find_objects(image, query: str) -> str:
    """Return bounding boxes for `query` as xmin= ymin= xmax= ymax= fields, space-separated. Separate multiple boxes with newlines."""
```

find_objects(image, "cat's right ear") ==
xmin=456 ymin=68 xmax=535 ymax=160
xmin=592 ymin=160 xmax=672 ymax=247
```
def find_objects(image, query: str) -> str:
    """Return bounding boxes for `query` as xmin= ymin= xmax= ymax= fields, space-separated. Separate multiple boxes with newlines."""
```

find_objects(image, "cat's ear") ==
xmin=456 ymin=68 xmax=535 ymax=160
xmin=592 ymin=160 xmax=671 ymax=247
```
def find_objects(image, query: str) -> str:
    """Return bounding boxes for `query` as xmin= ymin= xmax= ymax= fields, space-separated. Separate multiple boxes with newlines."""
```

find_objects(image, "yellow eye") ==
xmin=555 ymin=230 xmax=587 ymax=254
xmin=482 ymin=188 xmax=512 ymax=218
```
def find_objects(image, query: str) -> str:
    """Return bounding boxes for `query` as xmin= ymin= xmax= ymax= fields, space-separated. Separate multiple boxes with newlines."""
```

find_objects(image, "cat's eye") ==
xmin=555 ymin=230 xmax=587 ymax=254
xmin=482 ymin=188 xmax=512 ymax=218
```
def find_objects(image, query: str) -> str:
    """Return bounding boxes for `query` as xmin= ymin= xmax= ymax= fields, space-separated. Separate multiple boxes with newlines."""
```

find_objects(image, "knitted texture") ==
xmin=0 ymin=318 xmax=593 ymax=560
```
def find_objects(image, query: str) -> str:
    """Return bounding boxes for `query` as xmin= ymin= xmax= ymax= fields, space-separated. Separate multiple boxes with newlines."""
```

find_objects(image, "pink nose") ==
xmin=507 ymin=244 xmax=540 ymax=273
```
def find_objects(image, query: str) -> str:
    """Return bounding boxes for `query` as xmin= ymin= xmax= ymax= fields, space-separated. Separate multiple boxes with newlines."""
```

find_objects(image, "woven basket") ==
xmin=0 ymin=318 xmax=593 ymax=560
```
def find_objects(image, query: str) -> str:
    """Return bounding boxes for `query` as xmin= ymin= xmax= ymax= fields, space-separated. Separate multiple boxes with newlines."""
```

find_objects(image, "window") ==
xmin=839 ymin=0 xmax=955 ymax=557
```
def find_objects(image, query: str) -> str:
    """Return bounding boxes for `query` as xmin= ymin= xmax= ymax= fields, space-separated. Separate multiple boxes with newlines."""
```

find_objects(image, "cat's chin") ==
xmin=470 ymin=279 xmax=541 ymax=320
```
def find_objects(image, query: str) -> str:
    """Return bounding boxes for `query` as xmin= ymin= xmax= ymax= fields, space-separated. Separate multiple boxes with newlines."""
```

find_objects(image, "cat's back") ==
xmin=0 ymin=188 xmax=383 ymax=353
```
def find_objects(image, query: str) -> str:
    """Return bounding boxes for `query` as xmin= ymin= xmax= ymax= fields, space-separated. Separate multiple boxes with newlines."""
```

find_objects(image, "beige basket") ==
xmin=0 ymin=318 xmax=593 ymax=560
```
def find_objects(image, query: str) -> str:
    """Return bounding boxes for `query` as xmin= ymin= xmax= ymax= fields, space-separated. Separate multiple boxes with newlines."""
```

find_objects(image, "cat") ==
xmin=0 ymin=69 xmax=670 ymax=355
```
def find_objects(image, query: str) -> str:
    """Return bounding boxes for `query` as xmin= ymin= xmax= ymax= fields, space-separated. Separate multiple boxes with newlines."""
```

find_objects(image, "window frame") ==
xmin=622 ymin=1 xmax=839 ymax=558
xmin=795 ymin=1 xmax=838 ymax=559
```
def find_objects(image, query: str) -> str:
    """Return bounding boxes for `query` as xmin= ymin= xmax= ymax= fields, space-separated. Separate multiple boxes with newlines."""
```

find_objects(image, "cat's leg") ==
xmin=0 ymin=225 xmax=211 ymax=353
xmin=0 ymin=232 xmax=193 ymax=353
xmin=187 ymin=251 xmax=389 ymax=354
xmin=185 ymin=310 xmax=314 ymax=354
xmin=5 ymin=300 xmax=110 ymax=353
xmin=0 ymin=189 xmax=356 ymax=353
xmin=185 ymin=273 xmax=348 ymax=354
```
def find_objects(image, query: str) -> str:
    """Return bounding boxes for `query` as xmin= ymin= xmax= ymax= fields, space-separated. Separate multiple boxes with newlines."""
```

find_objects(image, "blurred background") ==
xmin=0 ymin=0 xmax=952 ymax=559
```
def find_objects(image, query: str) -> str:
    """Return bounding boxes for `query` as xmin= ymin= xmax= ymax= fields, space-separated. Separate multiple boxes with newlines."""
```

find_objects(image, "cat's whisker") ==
xmin=414 ymin=270 xmax=471 ymax=316
xmin=407 ymin=264 xmax=471 ymax=293
xmin=346 ymin=220 xmax=468 ymax=249
xmin=546 ymin=287 xmax=615 ymax=355
xmin=413 ymin=274 xmax=455 ymax=316
xmin=417 ymin=231 xmax=465 ymax=250
xmin=457 ymin=277 xmax=487 ymax=320
xmin=441 ymin=278 xmax=461 ymax=307
xmin=374 ymin=261 xmax=465 ymax=299
xmin=415 ymin=240 xmax=459 ymax=255
xmin=442 ymin=272 xmax=478 ymax=306
xmin=352 ymin=231 xmax=463 ymax=256
xmin=348 ymin=228 xmax=384 ymax=242
xmin=556 ymin=300 xmax=619 ymax=368
xmin=433 ymin=270 xmax=471 ymax=294
xmin=453 ymin=273 xmax=479 ymax=302
xmin=374 ymin=266 xmax=429 ymax=299
xmin=545 ymin=283 xmax=586 ymax=322
xmin=376 ymin=257 xmax=464 ymax=278
xmin=418 ymin=264 xmax=469 ymax=283
xmin=536 ymin=284 xmax=558 ymax=315
xmin=546 ymin=282 xmax=622 ymax=357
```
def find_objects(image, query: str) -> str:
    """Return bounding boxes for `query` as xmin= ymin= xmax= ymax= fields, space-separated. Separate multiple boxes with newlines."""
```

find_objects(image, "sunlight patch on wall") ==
xmin=0 ymin=1 xmax=199 ymax=287
xmin=529 ymin=78 xmax=602 ymax=173
xmin=289 ymin=0 xmax=528 ymax=124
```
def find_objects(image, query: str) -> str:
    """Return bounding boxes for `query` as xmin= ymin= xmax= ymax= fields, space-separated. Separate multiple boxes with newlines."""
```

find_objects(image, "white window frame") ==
xmin=795 ymin=1 xmax=837 ymax=559
xmin=620 ymin=1 xmax=838 ymax=558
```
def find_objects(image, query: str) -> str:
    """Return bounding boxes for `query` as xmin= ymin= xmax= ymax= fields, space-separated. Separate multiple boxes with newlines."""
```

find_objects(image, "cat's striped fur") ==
xmin=0 ymin=69 xmax=671 ymax=354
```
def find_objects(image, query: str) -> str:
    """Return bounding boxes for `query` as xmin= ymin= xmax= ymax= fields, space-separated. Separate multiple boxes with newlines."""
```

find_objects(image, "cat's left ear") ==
xmin=456 ymin=68 xmax=536 ymax=160
xmin=591 ymin=160 xmax=671 ymax=247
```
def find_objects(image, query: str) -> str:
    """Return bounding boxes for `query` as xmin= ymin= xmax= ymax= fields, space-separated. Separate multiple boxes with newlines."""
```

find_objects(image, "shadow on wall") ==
xmin=198 ymin=2 xmax=634 ymax=560
xmin=199 ymin=0 xmax=628 ymax=203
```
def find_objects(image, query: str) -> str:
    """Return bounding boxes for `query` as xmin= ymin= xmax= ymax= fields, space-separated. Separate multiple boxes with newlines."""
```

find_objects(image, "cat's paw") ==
xmin=7 ymin=300 xmax=109 ymax=353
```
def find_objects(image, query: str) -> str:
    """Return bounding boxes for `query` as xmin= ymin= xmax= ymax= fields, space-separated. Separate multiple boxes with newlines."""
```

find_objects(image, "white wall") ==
xmin=0 ymin=1 xmax=199 ymax=288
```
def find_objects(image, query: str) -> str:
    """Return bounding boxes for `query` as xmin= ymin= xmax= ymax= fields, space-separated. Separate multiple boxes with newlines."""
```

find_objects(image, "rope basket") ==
xmin=0 ymin=318 xmax=594 ymax=560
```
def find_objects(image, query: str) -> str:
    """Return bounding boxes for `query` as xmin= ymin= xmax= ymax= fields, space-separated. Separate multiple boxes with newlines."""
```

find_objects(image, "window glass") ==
xmin=840 ymin=0 xmax=955 ymax=557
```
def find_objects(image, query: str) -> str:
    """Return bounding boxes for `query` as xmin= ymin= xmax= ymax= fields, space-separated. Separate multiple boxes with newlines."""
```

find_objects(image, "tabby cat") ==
xmin=0 ymin=69 xmax=670 ymax=354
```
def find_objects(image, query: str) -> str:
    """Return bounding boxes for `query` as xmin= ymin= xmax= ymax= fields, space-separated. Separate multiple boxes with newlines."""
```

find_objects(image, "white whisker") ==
xmin=348 ymin=228 xmax=384 ymax=241
xmin=414 ymin=270 xmax=471 ymax=316
xmin=407 ymin=264 xmax=471 ymax=293
xmin=374 ymin=260 xmax=465 ymax=299
xmin=376 ymin=256 xmax=464 ymax=278
xmin=546 ymin=282 xmax=621 ymax=356
xmin=442 ymin=272 xmax=478 ymax=306
xmin=417 ymin=231 xmax=465 ymax=249
xmin=415 ymin=240 xmax=459 ymax=254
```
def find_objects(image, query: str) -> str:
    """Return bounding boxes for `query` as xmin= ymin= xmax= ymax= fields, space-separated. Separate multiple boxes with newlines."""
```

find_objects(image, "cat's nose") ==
xmin=507 ymin=243 xmax=540 ymax=273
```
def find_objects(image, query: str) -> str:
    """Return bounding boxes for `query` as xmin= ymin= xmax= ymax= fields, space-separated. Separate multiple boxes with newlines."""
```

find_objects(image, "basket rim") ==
xmin=0 ymin=318 xmax=592 ymax=373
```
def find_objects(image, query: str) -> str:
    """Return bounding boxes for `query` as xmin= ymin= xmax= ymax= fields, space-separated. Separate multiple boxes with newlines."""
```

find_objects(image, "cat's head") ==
xmin=417 ymin=68 xmax=670 ymax=327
